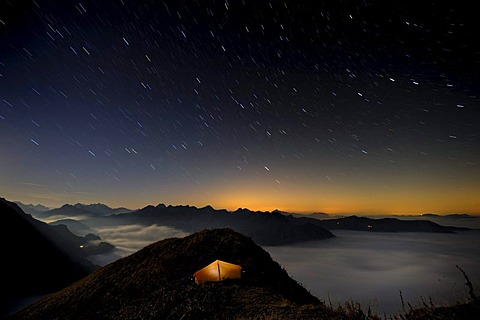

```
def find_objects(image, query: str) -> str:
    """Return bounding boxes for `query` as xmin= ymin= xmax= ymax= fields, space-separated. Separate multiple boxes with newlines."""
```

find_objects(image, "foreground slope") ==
xmin=14 ymin=228 xmax=326 ymax=319
xmin=0 ymin=198 xmax=94 ymax=316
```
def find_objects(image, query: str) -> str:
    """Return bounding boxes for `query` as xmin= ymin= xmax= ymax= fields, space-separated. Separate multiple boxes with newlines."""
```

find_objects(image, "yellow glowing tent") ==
xmin=193 ymin=260 xmax=242 ymax=284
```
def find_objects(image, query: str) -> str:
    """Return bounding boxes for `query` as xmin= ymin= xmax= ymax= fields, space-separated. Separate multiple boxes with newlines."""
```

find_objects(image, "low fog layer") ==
xmin=94 ymin=224 xmax=188 ymax=255
xmin=88 ymin=223 xmax=188 ymax=265
xmin=265 ymin=230 xmax=480 ymax=315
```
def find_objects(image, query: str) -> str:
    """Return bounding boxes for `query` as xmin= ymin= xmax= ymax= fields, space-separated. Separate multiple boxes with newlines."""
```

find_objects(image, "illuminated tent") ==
xmin=193 ymin=260 xmax=242 ymax=284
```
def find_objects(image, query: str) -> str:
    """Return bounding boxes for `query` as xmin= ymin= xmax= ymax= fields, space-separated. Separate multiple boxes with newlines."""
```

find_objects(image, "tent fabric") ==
xmin=193 ymin=260 xmax=242 ymax=284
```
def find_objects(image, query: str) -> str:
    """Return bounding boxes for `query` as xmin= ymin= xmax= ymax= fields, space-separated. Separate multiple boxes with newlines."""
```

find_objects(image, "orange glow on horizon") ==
xmin=4 ymin=173 xmax=480 ymax=216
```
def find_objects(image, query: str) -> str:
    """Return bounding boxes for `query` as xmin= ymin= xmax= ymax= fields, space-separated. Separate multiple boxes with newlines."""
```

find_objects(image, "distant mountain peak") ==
xmin=14 ymin=201 xmax=51 ymax=216
xmin=14 ymin=202 xmax=50 ymax=211
xmin=43 ymin=203 xmax=133 ymax=217
xmin=234 ymin=207 xmax=252 ymax=213
xmin=60 ymin=204 xmax=76 ymax=209
xmin=116 ymin=204 xmax=334 ymax=245
xmin=74 ymin=203 xmax=110 ymax=210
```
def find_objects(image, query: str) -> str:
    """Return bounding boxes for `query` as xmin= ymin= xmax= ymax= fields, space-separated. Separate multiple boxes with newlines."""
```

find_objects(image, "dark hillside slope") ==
xmin=0 ymin=198 xmax=93 ymax=317
xmin=13 ymin=228 xmax=326 ymax=319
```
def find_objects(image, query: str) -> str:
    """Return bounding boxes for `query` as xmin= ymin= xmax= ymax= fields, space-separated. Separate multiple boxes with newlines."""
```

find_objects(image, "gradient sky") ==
xmin=1 ymin=1 xmax=479 ymax=214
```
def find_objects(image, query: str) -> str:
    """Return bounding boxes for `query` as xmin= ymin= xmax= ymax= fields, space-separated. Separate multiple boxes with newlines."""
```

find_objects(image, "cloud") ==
xmin=265 ymin=230 xmax=480 ymax=315
xmin=17 ymin=182 xmax=48 ymax=187
xmin=40 ymin=214 xmax=92 ymax=224
xmin=93 ymin=224 xmax=188 ymax=256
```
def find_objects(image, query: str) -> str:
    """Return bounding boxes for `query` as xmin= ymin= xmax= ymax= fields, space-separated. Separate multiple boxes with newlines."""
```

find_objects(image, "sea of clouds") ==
xmin=265 ymin=230 xmax=480 ymax=315
xmin=47 ymin=213 xmax=480 ymax=316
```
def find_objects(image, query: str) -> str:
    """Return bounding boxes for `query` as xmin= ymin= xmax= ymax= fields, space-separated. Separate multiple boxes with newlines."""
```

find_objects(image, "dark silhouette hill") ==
xmin=114 ymin=205 xmax=334 ymax=245
xmin=285 ymin=211 xmax=330 ymax=220
xmin=421 ymin=213 xmax=479 ymax=225
xmin=422 ymin=213 xmax=475 ymax=219
xmin=0 ymin=198 xmax=96 ymax=317
xmin=308 ymin=215 xmax=469 ymax=233
xmin=306 ymin=212 xmax=330 ymax=219
xmin=12 ymin=228 xmax=330 ymax=319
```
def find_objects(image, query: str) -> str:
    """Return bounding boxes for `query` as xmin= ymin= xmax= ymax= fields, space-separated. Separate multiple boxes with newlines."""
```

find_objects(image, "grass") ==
xmin=384 ymin=265 xmax=480 ymax=320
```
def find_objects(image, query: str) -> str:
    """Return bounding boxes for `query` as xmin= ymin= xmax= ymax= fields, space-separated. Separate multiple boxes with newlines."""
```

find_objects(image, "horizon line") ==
xmin=11 ymin=198 xmax=480 ymax=216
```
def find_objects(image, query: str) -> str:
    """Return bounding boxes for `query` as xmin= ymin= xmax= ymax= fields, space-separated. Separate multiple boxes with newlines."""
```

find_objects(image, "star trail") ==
xmin=1 ymin=0 xmax=479 ymax=213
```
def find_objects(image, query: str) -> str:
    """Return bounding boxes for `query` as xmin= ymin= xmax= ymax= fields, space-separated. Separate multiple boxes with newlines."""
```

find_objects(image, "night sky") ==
xmin=1 ymin=0 xmax=479 ymax=213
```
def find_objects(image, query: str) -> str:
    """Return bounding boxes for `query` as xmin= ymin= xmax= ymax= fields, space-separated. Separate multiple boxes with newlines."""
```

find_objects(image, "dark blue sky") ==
xmin=1 ymin=0 xmax=479 ymax=213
